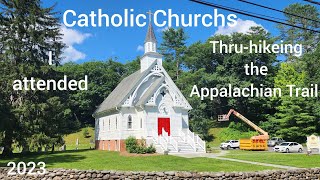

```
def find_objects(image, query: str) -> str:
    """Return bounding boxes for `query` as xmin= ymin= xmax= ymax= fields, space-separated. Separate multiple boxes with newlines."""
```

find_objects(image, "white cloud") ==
xmin=60 ymin=25 xmax=92 ymax=63
xmin=214 ymin=19 xmax=264 ymax=35
xmin=137 ymin=45 xmax=144 ymax=52
xmin=157 ymin=26 xmax=171 ymax=32
xmin=62 ymin=46 xmax=86 ymax=63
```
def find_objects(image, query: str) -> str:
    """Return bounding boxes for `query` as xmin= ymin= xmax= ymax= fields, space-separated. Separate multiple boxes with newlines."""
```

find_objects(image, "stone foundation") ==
xmin=1 ymin=167 xmax=320 ymax=180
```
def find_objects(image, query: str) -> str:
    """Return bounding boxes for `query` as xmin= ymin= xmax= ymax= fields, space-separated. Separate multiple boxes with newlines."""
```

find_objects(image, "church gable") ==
xmin=122 ymin=62 xmax=192 ymax=111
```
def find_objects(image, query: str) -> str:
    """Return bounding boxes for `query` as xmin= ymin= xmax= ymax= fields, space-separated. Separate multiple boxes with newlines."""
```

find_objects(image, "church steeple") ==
xmin=140 ymin=10 xmax=162 ymax=72
xmin=144 ymin=11 xmax=157 ymax=54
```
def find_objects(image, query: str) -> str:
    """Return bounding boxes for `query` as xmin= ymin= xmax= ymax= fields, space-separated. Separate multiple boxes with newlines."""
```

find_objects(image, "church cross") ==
xmin=160 ymin=91 xmax=166 ymax=97
xmin=147 ymin=10 xmax=153 ymax=22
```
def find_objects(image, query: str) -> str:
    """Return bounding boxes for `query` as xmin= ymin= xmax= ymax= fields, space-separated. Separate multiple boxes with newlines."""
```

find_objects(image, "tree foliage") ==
xmin=278 ymin=3 xmax=320 ymax=59
xmin=0 ymin=0 xmax=69 ymax=156
xmin=175 ymin=27 xmax=277 ymax=140
xmin=56 ymin=60 xmax=127 ymax=125
xmin=269 ymin=63 xmax=317 ymax=142
xmin=160 ymin=28 xmax=187 ymax=80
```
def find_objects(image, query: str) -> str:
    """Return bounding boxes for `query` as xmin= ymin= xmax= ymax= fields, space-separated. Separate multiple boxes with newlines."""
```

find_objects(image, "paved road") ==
xmin=219 ymin=146 xmax=308 ymax=153
xmin=210 ymin=156 xmax=297 ymax=169
xmin=172 ymin=152 xmax=298 ymax=170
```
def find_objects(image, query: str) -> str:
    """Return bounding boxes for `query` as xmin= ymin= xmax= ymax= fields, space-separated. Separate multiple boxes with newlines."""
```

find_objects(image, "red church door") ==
xmin=158 ymin=118 xmax=170 ymax=136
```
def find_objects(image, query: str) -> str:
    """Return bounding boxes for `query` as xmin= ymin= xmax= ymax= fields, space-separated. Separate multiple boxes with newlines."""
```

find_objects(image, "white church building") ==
xmin=93 ymin=20 xmax=206 ymax=153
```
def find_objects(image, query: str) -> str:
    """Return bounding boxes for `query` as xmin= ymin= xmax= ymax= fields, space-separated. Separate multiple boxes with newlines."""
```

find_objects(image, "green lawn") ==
xmin=207 ymin=127 xmax=225 ymax=147
xmin=0 ymin=150 xmax=273 ymax=172
xmin=224 ymin=150 xmax=320 ymax=168
xmin=2 ymin=128 xmax=319 ymax=172
xmin=63 ymin=127 xmax=95 ymax=150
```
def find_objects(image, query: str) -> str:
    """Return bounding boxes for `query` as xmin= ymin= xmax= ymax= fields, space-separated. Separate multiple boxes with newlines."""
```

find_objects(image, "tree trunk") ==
xmin=1 ymin=130 xmax=13 ymax=157
xmin=51 ymin=144 xmax=55 ymax=153
xmin=21 ymin=145 xmax=30 ymax=154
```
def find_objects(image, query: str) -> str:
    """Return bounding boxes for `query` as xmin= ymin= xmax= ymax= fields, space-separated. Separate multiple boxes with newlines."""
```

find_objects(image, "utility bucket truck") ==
xmin=218 ymin=109 xmax=269 ymax=151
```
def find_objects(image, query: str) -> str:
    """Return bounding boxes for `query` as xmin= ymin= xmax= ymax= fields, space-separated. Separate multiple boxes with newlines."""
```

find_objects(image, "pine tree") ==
xmin=278 ymin=3 xmax=320 ymax=60
xmin=160 ymin=28 xmax=187 ymax=80
xmin=0 ymin=0 xmax=67 ymax=156
xmin=271 ymin=63 xmax=317 ymax=142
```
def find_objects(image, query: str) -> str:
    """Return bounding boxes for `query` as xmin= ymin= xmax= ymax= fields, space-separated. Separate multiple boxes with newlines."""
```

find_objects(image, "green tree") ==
xmin=300 ymin=44 xmax=320 ymax=134
xmin=160 ymin=28 xmax=187 ymax=80
xmin=0 ymin=0 xmax=66 ymax=156
xmin=278 ymin=3 xmax=320 ymax=59
xmin=263 ymin=2 xmax=320 ymax=142
xmin=56 ymin=60 xmax=126 ymax=126
xmin=178 ymin=27 xmax=277 ymax=139
xmin=270 ymin=63 xmax=317 ymax=142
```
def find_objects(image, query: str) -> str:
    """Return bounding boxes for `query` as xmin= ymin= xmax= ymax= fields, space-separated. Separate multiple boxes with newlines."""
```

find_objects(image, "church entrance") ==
xmin=158 ymin=118 xmax=170 ymax=136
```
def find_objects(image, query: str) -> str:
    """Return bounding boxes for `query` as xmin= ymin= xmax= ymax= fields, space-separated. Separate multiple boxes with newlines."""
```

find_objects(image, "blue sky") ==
xmin=43 ymin=0 xmax=317 ymax=64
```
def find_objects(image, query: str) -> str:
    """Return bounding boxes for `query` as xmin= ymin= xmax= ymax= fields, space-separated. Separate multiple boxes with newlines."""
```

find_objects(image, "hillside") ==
xmin=64 ymin=127 xmax=95 ymax=150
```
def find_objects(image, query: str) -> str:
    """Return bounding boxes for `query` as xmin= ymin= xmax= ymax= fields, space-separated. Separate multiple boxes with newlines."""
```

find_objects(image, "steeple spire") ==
xmin=144 ymin=10 xmax=157 ymax=53
xmin=140 ymin=10 xmax=162 ymax=72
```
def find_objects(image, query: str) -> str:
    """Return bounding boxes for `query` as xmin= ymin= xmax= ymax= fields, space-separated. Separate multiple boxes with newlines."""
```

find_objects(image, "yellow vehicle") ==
xmin=218 ymin=109 xmax=269 ymax=151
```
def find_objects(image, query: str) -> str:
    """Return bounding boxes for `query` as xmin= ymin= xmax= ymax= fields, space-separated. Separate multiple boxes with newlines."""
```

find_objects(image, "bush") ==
xmin=83 ymin=128 xmax=90 ymax=138
xmin=125 ymin=136 xmax=156 ymax=154
xmin=135 ymin=146 xmax=146 ymax=154
xmin=125 ymin=136 xmax=138 ymax=153
xmin=218 ymin=127 xmax=258 ymax=142
xmin=146 ymin=145 xmax=156 ymax=153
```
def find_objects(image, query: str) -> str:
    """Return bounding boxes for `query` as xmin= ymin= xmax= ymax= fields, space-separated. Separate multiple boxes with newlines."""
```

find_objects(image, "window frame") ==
xmin=128 ymin=115 xmax=133 ymax=129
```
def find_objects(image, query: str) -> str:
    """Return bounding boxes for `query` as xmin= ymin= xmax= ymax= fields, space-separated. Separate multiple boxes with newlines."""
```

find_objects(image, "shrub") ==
xmin=145 ymin=145 xmax=156 ymax=153
xmin=125 ymin=136 xmax=138 ymax=153
xmin=125 ymin=136 xmax=156 ymax=154
xmin=218 ymin=127 xmax=258 ymax=142
xmin=136 ymin=146 xmax=146 ymax=154
xmin=83 ymin=128 xmax=90 ymax=138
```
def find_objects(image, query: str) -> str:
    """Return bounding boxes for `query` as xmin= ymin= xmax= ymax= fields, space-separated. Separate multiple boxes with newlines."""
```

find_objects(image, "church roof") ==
xmin=136 ymin=76 xmax=165 ymax=106
xmin=145 ymin=23 xmax=157 ymax=43
xmin=93 ymin=61 xmax=156 ymax=116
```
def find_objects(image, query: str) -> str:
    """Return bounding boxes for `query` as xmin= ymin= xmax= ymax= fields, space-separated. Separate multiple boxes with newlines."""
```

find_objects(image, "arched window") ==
xmin=128 ymin=115 xmax=132 ymax=129
xmin=116 ymin=117 xmax=118 ymax=130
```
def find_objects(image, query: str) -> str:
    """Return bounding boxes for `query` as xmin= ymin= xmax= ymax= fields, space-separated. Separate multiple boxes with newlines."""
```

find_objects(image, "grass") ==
xmin=224 ymin=150 xmax=320 ymax=168
xmin=207 ymin=128 xmax=225 ymax=147
xmin=63 ymin=127 xmax=95 ymax=150
xmin=1 ymin=128 xmax=319 ymax=172
xmin=0 ymin=150 xmax=274 ymax=172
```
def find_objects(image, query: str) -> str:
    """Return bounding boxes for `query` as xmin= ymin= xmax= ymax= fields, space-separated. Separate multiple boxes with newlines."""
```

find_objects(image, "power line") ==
xmin=238 ymin=0 xmax=320 ymax=23
xmin=224 ymin=2 xmax=288 ymax=22
xmin=303 ymin=0 xmax=320 ymax=6
xmin=189 ymin=0 xmax=320 ymax=33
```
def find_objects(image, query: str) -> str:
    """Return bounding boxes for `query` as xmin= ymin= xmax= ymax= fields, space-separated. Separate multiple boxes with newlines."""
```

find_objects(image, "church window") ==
xmin=128 ymin=115 xmax=132 ymax=129
xmin=109 ymin=118 xmax=111 ymax=130
xmin=116 ymin=117 xmax=118 ymax=130
xmin=152 ymin=64 xmax=161 ymax=71
xmin=140 ymin=118 xmax=143 ymax=129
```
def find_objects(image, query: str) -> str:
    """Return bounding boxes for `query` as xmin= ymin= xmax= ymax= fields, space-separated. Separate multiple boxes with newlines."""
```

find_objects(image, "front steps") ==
xmin=151 ymin=135 xmax=206 ymax=154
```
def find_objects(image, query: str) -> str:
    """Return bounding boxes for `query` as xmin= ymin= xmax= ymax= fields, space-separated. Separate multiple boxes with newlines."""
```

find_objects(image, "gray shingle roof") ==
xmin=93 ymin=61 xmax=157 ymax=116
xmin=136 ymin=76 xmax=164 ymax=106
xmin=145 ymin=23 xmax=157 ymax=43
